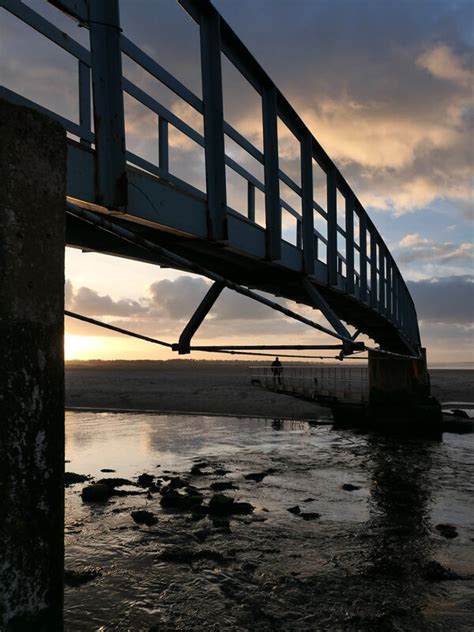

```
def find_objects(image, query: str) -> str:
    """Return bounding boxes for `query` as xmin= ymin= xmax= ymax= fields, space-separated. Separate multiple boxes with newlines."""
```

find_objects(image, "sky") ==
xmin=1 ymin=0 xmax=473 ymax=363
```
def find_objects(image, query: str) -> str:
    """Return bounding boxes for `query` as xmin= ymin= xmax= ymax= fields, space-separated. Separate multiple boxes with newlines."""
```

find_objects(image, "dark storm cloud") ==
xmin=407 ymin=275 xmax=474 ymax=324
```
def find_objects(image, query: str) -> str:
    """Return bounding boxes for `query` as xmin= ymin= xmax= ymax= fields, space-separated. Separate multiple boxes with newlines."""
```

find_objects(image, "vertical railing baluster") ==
xmin=199 ymin=5 xmax=227 ymax=240
xmin=247 ymin=181 xmax=255 ymax=222
xmin=327 ymin=167 xmax=337 ymax=284
xmin=78 ymin=60 xmax=91 ymax=147
xmin=345 ymin=191 xmax=354 ymax=294
xmin=158 ymin=116 xmax=169 ymax=173
xmin=262 ymin=85 xmax=281 ymax=260
xmin=359 ymin=210 xmax=367 ymax=302
xmin=89 ymin=0 xmax=127 ymax=208
xmin=378 ymin=242 xmax=385 ymax=313
xmin=300 ymin=134 xmax=314 ymax=274
xmin=386 ymin=258 xmax=393 ymax=320
xmin=296 ymin=220 xmax=302 ymax=249
xmin=370 ymin=230 xmax=377 ymax=308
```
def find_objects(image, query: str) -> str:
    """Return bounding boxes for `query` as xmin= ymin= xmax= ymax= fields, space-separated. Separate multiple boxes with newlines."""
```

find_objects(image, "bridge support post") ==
xmin=368 ymin=349 xmax=441 ymax=428
xmin=0 ymin=100 xmax=65 ymax=629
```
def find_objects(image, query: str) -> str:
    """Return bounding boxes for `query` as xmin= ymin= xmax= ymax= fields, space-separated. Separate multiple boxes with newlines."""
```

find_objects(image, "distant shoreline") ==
xmin=65 ymin=362 xmax=473 ymax=418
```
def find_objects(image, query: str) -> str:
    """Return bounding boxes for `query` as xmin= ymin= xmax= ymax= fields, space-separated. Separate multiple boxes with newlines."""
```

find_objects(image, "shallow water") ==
xmin=64 ymin=412 xmax=474 ymax=631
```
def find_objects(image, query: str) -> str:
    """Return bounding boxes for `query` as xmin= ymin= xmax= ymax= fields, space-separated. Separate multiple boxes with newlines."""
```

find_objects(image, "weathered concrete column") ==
xmin=368 ymin=348 xmax=441 ymax=426
xmin=0 ymin=99 xmax=66 ymax=630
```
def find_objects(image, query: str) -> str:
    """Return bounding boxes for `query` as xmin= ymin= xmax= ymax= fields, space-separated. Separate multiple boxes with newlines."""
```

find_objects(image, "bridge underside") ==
xmin=66 ymin=143 xmax=412 ymax=355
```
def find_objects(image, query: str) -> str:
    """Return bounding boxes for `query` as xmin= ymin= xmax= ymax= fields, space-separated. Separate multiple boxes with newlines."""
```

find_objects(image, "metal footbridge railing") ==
xmin=250 ymin=366 xmax=369 ymax=403
xmin=0 ymin=0 xmax=422 ymax=358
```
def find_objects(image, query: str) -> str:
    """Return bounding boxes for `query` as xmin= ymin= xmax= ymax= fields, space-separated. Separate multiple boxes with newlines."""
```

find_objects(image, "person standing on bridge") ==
xmin=271 ymin=356 xmax=283 ymax=389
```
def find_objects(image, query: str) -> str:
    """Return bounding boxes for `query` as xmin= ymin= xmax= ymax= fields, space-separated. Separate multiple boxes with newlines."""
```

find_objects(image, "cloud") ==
xmin=407 ymin=275 xmax=474 ymax=324
xmin=397 ymin=234 xmax=473 ymax=264
xmin=417 ymin=45 xmax=472 ymax=88
xmin=70 ymin=286 xmax=147 ymax=317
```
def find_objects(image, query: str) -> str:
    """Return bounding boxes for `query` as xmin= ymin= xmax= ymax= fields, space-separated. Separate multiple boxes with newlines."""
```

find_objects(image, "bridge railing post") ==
xmin=300 ymin=133 xmax=315 ymax=274
xmin=378 ymin=241 xmax=386 ymax=314
xmin=345 ymin=191 xmax=355 ymax=294
xmin=370 ymin=230 xmax=378 ymax=309
xmin=88 ymin=0 xmax=128 ymax=208
xmin=199 ymin=4 xmax=228 ymax=241
xmin=358 ymin=209 xmax=368 ymax=302
xmin=262 ymin=85 xmax=281 ymax=260
xmin=327 ymin=167 xmax=337 ymax=285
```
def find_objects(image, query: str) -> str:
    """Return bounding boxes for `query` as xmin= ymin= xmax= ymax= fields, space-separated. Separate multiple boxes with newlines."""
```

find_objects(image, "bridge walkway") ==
xmin=0 ymin=0 xmax=421 ymax=358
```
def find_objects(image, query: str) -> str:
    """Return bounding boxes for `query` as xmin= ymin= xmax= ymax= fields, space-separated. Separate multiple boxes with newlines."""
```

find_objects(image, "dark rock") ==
xmin=208 ymin=494 xmax=254 ymax=516
xmin=190 ymin=464 xmax=209 ymax=476
xmin=160 ymin=488 xmax=203 ymax=511
xmin=435 ymin=523 xmax=458 ymax=539
xmin=300 ymin=512 xmax=320 ymax=521
xmin=423 ymin=560 xmax=463 ymax=582
xmin=303 ymin=498 xmax=315 ymax=503
xmin=193 ymin=461 xmax=210 ymax=468
xmin=137 ymin=473 xmax=155 ymax=488
xmin=208 ymin=493 xmax=234 ymax=514
xmin=81 ymin=484 xmax=112 ymax=502
xmin=64 ymin=472 xmax=90 ymax=487
xmin=100 ymin=468 xmax=116 ymax=473
xmin=210 ymin=481 xmax=238 ymax=491
xmin=342 ymin=483 xmax=360 ymax=491
xmin=64 ymin=567 xmax=101 ymax=587
xmin=168 ymin=476 xmax=188 ymax=489
xmin=245 ymin=472 xmax=267 ymax=482
xmin=287 ymin=506 xmax=301 ymax=514
xmin=232 ymin=502 xmax=254 ymax=515
xmin=96 ymin=477 xmax=134 ymax=488
xmin=214 ymin=468 xmax=230 ymax=476
xmin=131 ymin=510 xmax=158 ymax=526
xmin=159 ymin=548 xmax=227 ymax=565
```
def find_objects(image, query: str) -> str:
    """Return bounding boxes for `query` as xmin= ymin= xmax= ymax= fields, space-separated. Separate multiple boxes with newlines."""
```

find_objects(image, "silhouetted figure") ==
xmin=271 ymin=356 xmax=283 ymax=389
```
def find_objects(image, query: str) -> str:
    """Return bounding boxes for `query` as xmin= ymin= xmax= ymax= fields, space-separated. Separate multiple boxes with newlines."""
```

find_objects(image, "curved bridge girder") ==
xmin=1 ymin=0 xmax=421 ymax=356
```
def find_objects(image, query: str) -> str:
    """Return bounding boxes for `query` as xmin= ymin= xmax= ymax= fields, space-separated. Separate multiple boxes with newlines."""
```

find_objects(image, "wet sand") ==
xmin=65 ymin=361 xmax=473 ymax=417
xmin=64 ymin=411 xmax=474 ymax=631
xmin=64 ymin=365 xmax=474 ymax=630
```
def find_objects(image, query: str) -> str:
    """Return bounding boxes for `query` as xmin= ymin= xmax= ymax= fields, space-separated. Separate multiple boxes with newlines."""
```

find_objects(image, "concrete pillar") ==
xmin=368 ymin=348 xmax=441 ymax=426
xmin=369 ymin=348 xmax=430 ymax=404
xmin=0 ymin=99 xmax=66 ymax=630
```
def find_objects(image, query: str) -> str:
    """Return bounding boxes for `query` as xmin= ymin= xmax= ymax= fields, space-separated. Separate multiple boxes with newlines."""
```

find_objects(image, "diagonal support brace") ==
xmin=302 ymin=279 xmax=361 ymax=356
xmin=174 ymin=280 xmax=226 ymax=354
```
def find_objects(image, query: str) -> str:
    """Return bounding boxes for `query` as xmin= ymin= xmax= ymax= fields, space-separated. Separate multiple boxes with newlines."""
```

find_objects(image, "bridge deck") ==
xmin=0 ymin=0 xmax=422 ymax=356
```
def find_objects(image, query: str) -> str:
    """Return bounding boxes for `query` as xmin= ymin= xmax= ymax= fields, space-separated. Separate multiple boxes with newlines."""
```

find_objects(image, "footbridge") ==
xmin=1 ymin=0 xmax=422 ymax=359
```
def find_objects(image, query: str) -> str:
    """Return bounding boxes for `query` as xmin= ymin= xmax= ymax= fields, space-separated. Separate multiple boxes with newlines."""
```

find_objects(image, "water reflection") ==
xmin=64 ymin=412 xmax=472 ymax=631
xmin=367 ymin=436 xmax=433 ymax=577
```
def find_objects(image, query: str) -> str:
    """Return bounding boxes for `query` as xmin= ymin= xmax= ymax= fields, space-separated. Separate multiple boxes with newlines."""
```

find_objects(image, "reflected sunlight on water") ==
xmin=64 ymin=412 xmax=474 ymax=631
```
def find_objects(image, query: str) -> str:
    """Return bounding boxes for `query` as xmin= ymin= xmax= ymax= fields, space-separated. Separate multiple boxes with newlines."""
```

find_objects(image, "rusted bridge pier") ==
xmin=0 ymin=99 xmax=65 ymax=630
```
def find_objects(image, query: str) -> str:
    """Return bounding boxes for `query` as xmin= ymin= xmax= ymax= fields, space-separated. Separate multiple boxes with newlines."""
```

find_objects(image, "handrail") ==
xmin=0 ymin=0 xmax=421 ymax=355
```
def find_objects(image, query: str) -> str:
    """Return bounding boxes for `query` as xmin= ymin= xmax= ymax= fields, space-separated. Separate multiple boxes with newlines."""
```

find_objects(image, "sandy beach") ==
xmin=65 ymin=361 xmax=473 ymax=417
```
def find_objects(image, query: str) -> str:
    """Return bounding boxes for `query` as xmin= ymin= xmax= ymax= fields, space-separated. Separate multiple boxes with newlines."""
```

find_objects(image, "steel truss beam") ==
xmin=302 ymin=278 xmax=362 ymax=356
xmin=66 ymin=203 xmax=357 ymax=346
xmin=174 ymin=280 xmax=225 ymax=354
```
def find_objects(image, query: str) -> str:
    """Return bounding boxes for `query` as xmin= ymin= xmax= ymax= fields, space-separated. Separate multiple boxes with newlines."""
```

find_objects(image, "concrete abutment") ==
xmin=0 ymin=99 xmax=66 ymax=630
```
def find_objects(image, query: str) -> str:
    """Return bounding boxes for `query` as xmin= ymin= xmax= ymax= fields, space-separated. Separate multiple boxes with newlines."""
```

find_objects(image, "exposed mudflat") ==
xmin=64 ymin=410 xmax=474 ymax=631
xmin=65 ymin=361 xmax=473 ymax=418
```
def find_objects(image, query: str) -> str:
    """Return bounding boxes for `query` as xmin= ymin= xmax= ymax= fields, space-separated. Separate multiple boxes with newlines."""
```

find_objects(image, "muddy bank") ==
xmin=65 ymin=362 xmax=473 ymax=418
